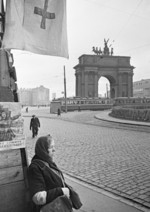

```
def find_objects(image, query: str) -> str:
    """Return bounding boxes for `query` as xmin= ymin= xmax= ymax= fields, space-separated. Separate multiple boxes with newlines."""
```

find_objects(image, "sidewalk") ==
xmin=95 ymin=110 xmax=150 ymax=127
xmin=65 ymin=175 xmax=145 ymax=212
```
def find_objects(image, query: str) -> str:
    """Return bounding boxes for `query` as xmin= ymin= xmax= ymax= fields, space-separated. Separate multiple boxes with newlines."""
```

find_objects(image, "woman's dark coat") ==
xmin=28 ymin=155 xmax=64 ymax=212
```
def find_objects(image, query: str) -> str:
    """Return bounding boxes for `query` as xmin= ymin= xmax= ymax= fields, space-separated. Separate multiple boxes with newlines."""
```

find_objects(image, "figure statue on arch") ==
xmin=103 ymin=38 xmax=110 ymax=55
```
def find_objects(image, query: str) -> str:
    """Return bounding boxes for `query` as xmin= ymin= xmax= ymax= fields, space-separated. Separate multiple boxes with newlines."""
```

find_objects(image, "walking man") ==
xmin=30 ymin=115 xmax=40 ymax=138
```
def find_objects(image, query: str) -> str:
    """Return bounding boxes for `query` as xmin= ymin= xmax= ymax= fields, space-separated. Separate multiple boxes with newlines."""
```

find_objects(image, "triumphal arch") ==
xmin=74 ymin=40 xmax=134 ymax=98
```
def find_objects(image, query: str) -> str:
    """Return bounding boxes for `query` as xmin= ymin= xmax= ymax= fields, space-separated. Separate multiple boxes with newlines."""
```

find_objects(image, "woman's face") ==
xmin=48 ymin=138 xmax=55 ymax=160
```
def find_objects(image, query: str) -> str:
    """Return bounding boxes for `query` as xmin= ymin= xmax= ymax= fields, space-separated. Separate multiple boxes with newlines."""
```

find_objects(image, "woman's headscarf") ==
xmin=35 ymin=135 xmax=53 ymax=164
xmin=33 ymin=135 xmax=63 ymax=175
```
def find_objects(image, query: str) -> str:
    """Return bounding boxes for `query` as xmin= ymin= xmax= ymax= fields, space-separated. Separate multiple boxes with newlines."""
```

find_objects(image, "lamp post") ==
xmin=64 ymin=65 xmax=67 ymax=113
xmin=106 ymin=83 xmax=108 ymax=98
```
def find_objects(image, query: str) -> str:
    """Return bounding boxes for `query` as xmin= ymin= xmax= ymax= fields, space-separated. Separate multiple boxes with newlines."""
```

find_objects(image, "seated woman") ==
xmin=28 ymin=135 xmax=70 ymax=212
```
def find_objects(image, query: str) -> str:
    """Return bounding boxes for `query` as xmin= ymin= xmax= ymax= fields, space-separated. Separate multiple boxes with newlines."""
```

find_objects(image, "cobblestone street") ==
xmin=23 ymin=109 xmax=150 ymax=210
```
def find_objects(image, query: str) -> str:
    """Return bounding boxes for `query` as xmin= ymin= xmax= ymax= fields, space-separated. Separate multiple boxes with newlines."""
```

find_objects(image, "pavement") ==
xmin=65 ymin=175 xmax=144 ymax=212
xmin=22 ymin=107 xmax=150 ymax=212
xmin=95 ymin=110 xmax=150 ymax=127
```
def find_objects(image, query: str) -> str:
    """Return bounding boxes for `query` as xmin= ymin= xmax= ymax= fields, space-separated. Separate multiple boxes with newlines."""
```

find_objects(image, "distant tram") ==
xmin=50 ymin=97 xmax=113 ymax=113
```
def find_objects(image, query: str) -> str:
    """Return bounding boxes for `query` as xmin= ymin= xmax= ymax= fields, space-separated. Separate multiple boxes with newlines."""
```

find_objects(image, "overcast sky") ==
xmin=12 ymin=0 xmax=150 ymax=99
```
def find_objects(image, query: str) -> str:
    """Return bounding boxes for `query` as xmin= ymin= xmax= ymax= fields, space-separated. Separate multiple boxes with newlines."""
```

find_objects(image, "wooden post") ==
xmin=0 ymin=102 xmax=30 ymax=212
xmin=0 ymin=3 xmax=30 ymax=211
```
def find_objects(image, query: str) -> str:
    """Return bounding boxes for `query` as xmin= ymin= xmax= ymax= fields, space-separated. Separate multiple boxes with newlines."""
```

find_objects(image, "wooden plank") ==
xmin=0 ymin=181 xmax=30 ymax=212
xmin=0 ymin=165 xmax=23 ymax=185
xmin=0 ymin=148 xmax=31 ymax=211
xmin=0 ymin=149 xmax=22 ymax=168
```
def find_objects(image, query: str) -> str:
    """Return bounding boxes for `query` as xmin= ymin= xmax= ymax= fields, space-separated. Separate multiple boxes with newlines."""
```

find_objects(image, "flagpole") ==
xmin=64 ymin=65 xmax=67 ymax=113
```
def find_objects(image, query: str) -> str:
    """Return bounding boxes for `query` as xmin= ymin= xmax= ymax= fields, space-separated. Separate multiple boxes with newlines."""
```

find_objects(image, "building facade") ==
xmin=133 ymin=79 xmax=150 ymax=97
xmin=18 ymin=86 xmax=50 ymax=106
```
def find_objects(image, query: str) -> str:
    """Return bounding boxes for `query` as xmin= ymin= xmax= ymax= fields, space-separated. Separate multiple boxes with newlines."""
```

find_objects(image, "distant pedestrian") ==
xmin=78 ymin=105 xmax=81 ymax=112
xmin=57 ymin=108 xmax=61 ymax=116
xmin=30 ymin=115 xmax=40 ymax=138
xmin=26 ymin=107 xmax=28 ymax=113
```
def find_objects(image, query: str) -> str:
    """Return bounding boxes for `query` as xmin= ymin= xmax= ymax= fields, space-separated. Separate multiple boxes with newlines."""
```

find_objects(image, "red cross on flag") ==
xmin=2 ymin=0 xmax=69 ymax=58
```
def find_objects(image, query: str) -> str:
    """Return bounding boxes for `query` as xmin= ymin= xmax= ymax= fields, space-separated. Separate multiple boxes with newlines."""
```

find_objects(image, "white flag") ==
xmin=2 ymin=0 xmax=69 ymax=58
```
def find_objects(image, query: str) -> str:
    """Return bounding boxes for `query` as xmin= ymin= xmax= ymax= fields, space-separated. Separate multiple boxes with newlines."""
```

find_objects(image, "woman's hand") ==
xmin=32 ymin=191 xmax=47 ymax=205
xmin=62 ymin=187 xmax=70 ymax=198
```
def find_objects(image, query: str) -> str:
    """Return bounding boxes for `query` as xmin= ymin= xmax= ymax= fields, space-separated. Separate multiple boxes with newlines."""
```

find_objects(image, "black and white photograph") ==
xmin=0 ymin=0 xmax=150 ymax=212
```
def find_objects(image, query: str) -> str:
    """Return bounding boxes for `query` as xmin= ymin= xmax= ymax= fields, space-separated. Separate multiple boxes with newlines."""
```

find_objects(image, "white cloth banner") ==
xmin=2 ymin=0 xmax=69 ymax=58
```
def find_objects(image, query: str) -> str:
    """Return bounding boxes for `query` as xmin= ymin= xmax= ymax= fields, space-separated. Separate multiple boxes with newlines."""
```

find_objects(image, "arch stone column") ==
xmin=128 ymin=72 xmax=133 ymax=97
xmin=84 ymin=73 xmax=88 ymax=97
xmin=118 ymin=73 xmax=122 ymax=97
xmin=94 ymin=73 xmax=98 ymax=97
xmin=75 ymin=72 xmax=82 ymax=97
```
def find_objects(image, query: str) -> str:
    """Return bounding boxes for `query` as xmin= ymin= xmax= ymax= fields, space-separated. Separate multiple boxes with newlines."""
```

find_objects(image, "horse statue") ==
xmin=92 ymin=47 xmax=102 ymax=55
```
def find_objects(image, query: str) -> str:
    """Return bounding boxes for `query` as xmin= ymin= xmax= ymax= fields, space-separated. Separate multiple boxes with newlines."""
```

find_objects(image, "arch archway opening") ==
xmin=98 ymin=77 xmax=110 ymax=98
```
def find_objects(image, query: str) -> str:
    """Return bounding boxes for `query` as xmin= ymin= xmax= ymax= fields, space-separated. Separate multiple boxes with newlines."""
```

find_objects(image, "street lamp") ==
xmin=106 ymin=83 xmax=108 ymax=98
xmin=64 ymin=66 xmax=67 ymax=113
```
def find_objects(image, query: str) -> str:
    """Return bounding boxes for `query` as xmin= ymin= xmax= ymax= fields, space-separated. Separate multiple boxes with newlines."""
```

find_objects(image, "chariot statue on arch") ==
xmin=92 ymin=46 xmax=102 ymax=55
xmin=92 ymin=39 xmax=114 ymax=56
